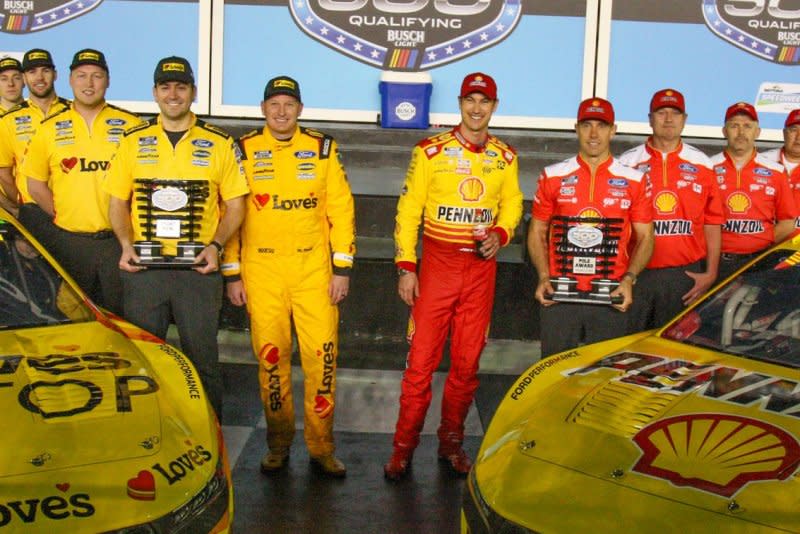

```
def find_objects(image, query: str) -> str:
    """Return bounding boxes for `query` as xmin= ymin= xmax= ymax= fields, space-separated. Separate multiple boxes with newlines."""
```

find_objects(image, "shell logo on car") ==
xmin=632 ymin=413 xmax=800 ymax=497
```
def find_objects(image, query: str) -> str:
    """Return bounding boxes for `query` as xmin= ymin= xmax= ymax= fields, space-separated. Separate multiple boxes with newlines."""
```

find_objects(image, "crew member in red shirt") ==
xmin=711 ymin=102 xmax=797 ymax=281
xmin=762 ymin=108 xmax=800 ymax=231
xmin=528 ymin=97 xmax=654 ymax=357
xmin=619 ymin=89 xmax=724 ymax=331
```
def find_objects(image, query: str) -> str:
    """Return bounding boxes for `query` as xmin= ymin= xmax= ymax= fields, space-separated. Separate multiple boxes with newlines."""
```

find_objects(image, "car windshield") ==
xmin=0 ymin=221 xmax=94 ymax=329
xmin=663 ymin=250 xmax=800 ymax=369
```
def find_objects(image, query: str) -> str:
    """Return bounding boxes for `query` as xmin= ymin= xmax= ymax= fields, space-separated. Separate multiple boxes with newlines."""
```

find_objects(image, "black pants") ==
xmin=18 ymin=203 xmax=59 ymax=254
xmin=627 ymin=260 xmax=705 ymax=334
xmin=717 ymin=251 xmax=762 ymax=284
xmin=47 ymin=225 xmax=123 ymax=315
xmin=540 ymin=301 xmax=627 ymax=358
xmin=121 ymin=269 xmax=224 ymax=417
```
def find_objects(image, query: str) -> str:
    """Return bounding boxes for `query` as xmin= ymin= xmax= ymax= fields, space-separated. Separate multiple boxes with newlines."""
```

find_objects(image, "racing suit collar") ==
xmin=156 ymin=111 xmax=197 ymax=133
xmin=646 ymin=137 xmax=683 ymax=159
xmin=263 ymin=125 xmax=301 ymax=145
xmin=723 ymin=147 xmax=757 ymax=170
xmin=453 ymin=126 xmax=488 ymax=153
xmin=576 ymin=152 xmax=613 ymax=173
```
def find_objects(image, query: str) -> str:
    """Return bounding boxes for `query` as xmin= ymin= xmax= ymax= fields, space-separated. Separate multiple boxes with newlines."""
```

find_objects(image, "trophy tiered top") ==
xmin=549 ymin=215 xmax=624 ymax=305
xmin=133 ymin=179 xmax=210 ymax=268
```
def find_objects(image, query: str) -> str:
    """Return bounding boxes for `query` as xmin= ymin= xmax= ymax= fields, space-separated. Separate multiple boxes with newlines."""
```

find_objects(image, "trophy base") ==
xmin=549 ymin=277 xmax=623 ymax=306
xmin=133 ymin=257 xmax=208 ymax=269
xmin=133 ymin=241 xmax=207 ymax=269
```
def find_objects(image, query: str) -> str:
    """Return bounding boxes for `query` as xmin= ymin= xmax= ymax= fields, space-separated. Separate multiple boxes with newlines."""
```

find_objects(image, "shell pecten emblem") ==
xmin=655 ymin=191 xmax=678 ymax=215
xmin=632 ymin=413 xmax=800 ymax=497
xmin=727 ymin=192 xmax=751 ymax=214
xmin=577 ymin=207 xmax=602 ymax=226
xmin=459 ymin=177 xmax=485 ymax=202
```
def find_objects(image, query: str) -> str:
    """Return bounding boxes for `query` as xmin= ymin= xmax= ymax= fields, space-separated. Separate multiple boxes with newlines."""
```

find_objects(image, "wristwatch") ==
xmin=209 ymin=240 xmax=224 ymax=256
xmin=622 ymin=271 xmax=637 ymax=285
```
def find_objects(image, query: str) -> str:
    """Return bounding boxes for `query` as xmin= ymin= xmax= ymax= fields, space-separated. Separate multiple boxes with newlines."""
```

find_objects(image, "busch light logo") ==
xmin=0 ymin=0 xmax=103 ymax=33
xmin=289 ymin=0 xmax=522 ymax=71
xmin=703 ymin=0 xmax=800 ymax=64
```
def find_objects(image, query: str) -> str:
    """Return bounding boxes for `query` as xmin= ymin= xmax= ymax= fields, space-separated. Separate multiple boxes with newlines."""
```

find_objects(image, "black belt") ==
xmin=720 ymin=251 xmax=760 ymax=262
xmin=63 ymin=229 xmax=115 ymax=240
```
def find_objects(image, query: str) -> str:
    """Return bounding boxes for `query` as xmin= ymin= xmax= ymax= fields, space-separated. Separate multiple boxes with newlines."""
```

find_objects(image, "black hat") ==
xmin=263 ymin=76 xmax=301 ymax=103
xmin=70 ymin=49 xmax=108 ymax=72
xmin=153 ymin=56 xmax=194 ymax=85
xmin=0 ymin=57 xmax=21 ymax=74
xmin=22 ymin=49 xmax=54 ymax=71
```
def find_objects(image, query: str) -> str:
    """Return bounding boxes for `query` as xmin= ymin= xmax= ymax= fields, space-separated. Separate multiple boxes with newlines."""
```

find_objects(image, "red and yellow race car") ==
xmin=463 ymin=238 xmax=800 ymax=533
xmin=0 ymin=209 xmax=232 ymax=533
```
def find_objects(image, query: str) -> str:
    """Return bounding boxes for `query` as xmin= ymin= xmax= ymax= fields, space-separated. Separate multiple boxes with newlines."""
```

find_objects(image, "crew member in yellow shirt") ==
xmin=0 ymin=49 xmax=70 ymax=242
xmin=20 ymin=49 xmax=139 ymax=314
xmin=106 ymin=57 xmax=248 ymax=417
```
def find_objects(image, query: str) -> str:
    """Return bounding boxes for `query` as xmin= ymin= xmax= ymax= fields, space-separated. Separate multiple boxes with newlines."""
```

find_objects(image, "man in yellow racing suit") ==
xmin=224 ymin=76 xmax=355 ymax=478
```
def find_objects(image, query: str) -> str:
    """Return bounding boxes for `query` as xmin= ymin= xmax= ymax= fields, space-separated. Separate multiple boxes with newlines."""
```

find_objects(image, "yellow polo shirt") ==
xmin=21 ymin=103 xmax=140 ymax=231
xmin=105 ymin=114 xmax=249 ymax=256
xmin=0 ymin=97 xmax=71 ymax=202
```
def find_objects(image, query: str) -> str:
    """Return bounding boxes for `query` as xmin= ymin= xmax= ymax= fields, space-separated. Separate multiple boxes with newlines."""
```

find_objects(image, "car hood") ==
xmin=484 ymin=334 xmax=800 ymax=532
xmin=0 ymin=320 xmax=168 ymax=477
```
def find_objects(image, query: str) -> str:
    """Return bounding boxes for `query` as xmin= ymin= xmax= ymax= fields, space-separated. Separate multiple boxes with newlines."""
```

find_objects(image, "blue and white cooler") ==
xmin=379 ymin=71 xmax=432 ymax=129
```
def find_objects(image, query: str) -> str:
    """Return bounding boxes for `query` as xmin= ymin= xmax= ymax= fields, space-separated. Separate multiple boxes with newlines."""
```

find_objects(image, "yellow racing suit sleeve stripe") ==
xmin=325 ymin=140 xmax=356 ymax=269
xmin=494 ymin=154 xmax=523 ymax=245
xmin=394 ymin=145 xmax=429 ymax=266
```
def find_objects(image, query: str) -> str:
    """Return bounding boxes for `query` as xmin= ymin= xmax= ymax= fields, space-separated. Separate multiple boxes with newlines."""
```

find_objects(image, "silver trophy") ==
xmin=549 ymin=215 xmax=624 ymax=305
xmin=133 ymin=179 xmax=209 ymax=268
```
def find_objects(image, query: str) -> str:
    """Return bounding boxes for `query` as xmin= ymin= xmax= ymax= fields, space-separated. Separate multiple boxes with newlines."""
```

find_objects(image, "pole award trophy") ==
xmin=133 ymin=179 xmax=210 ymax=268
xmin=549 ymin=215 xmax=624 ymax=305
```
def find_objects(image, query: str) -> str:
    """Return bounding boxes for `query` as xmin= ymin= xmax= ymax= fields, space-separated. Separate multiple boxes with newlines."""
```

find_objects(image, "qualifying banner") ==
xmin=0 ymin=0 xmax=210 ymax=113
xmin=213 ymin=0 xmax=595 ymax=128
xmin=601 ymin=0 xmax=798 ymax=137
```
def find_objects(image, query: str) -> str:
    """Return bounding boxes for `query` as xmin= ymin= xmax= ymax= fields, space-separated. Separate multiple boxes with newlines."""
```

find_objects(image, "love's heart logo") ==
xmin=314 ymin=395 xmax=333 ymax=418
xmin=60 ymin=157 xmax=78 ymax=173
xmin=126 ymin=470 xmax=155 ymax=501
xmin=259 ymin=344 xmax=280 ymax=365
xmin=253 ymin=193 xmax=270 ymax=210
xmin=55 ymin=483 xmax=70 ymax=492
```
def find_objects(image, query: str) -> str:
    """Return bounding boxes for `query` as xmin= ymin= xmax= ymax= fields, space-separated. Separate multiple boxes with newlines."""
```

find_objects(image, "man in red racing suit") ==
xmin=384 ymin=73 xmax=523 ymax=481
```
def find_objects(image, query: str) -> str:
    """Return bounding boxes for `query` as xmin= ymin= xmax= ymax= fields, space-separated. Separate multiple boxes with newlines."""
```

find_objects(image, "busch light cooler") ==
xmin=379 ymin=71 xmax=432 ymax=129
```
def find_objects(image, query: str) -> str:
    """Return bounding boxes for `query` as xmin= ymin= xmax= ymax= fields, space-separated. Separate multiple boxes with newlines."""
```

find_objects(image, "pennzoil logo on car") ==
xmin=632 ymin=413 xmax=800 ymax=497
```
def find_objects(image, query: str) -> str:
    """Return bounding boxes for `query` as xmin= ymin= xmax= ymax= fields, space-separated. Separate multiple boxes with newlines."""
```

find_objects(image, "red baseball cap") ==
xmin=577 ymin=97 xmax=615 ymax=124
xmin=725 ymin=101 xmax=758 ymax=122
xmin=460 ymin=72 xmax=497 ymax=100
xmin=785 ymin=109 xmax=800 ymax=128
xmin=650 ymin=88 xmax=685 ymax=113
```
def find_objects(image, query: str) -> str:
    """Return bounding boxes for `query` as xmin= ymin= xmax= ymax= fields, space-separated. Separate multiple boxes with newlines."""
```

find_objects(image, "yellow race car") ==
xmin=464 ymin=239 xmax=800 ymax=533
xmin=0 ymin=210 xmax=232 ymax=533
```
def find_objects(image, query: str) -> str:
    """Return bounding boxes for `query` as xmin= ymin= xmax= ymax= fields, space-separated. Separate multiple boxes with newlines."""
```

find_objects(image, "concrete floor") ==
xmin=212 ymin=331 xmax=541 ymax=534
